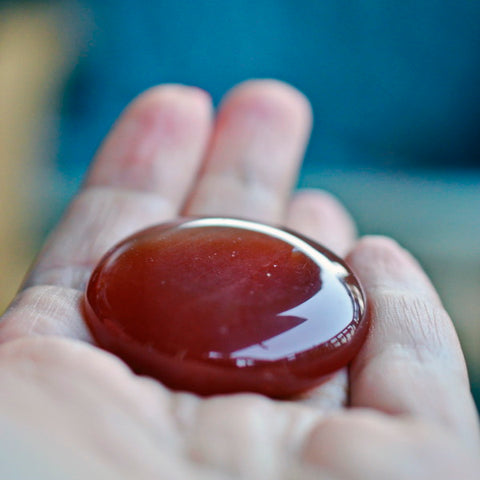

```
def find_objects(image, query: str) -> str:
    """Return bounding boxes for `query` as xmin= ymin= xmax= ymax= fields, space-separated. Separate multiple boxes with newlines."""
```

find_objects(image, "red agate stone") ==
xmin=84 ymin=217 xmax=369 ymax=398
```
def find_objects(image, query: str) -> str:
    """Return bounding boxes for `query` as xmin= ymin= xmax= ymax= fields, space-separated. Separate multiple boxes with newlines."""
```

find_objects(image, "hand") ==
xmin=0 ymin=80 xmax=478 ymax=479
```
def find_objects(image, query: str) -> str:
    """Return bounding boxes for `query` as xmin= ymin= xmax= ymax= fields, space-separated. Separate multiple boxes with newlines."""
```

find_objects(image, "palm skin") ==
xmin=0 ymin=81 xmax=479 ymax=479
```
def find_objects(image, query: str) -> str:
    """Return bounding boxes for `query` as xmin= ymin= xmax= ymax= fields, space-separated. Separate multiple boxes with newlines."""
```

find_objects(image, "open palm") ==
xmin=1 ymin=81 xmax=478 ymax=479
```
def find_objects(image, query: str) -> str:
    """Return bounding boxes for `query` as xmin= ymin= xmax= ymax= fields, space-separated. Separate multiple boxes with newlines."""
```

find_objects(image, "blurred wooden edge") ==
xmin=0 ymin=4 xmax=73 ymax=313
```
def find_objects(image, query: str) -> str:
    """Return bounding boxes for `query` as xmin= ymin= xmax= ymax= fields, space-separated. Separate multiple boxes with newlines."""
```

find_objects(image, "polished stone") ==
xmin=84 ymin=217 xmax=369 ymax=397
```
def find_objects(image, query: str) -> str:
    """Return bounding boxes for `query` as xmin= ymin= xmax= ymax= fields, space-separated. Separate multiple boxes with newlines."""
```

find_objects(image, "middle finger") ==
xmin=184 ymin=79 xmax=312 ymax=223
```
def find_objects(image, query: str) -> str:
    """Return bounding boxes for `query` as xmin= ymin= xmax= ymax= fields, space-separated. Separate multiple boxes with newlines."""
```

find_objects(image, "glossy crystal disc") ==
xmin=84 ymin=217 xmax=369 ymax=397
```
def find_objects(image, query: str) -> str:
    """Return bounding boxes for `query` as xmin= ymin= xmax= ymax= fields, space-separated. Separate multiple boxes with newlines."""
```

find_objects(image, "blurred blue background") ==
xmin=58 ymin=0 xmax=480 ymax=184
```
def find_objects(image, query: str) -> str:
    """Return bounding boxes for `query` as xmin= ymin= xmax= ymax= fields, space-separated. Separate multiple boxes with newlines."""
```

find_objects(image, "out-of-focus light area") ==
xmin=0 ymin=1 xmax=479 ymax=404
xmin=0 ymin=2 xmax=74 ymax=310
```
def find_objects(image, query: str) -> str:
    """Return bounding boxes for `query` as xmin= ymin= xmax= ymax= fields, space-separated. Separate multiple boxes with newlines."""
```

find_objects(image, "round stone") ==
xmin=84 ymin=217 xmax=369 ymax=398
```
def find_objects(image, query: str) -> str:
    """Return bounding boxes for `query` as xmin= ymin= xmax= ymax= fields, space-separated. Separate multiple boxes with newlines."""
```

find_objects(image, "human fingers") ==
xmin=183 ymin=79 xmax=312 ymax=223
xmin=24 ymin=85 xmax=213 ymax=291
xmin=347 ymin=236 xmax=480 ymax=445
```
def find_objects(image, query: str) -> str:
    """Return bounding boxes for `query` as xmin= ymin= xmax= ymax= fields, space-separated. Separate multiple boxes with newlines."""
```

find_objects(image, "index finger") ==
xmin=25 ymin=85 xmax=213 ymax=291
xmin=0 ymin=85 xmax=212 ymax=345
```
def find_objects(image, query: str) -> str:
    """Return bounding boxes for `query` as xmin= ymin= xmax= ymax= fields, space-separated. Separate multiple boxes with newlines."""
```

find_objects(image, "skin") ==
xmin=0 ymin=80 xmax=479 ymax=479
